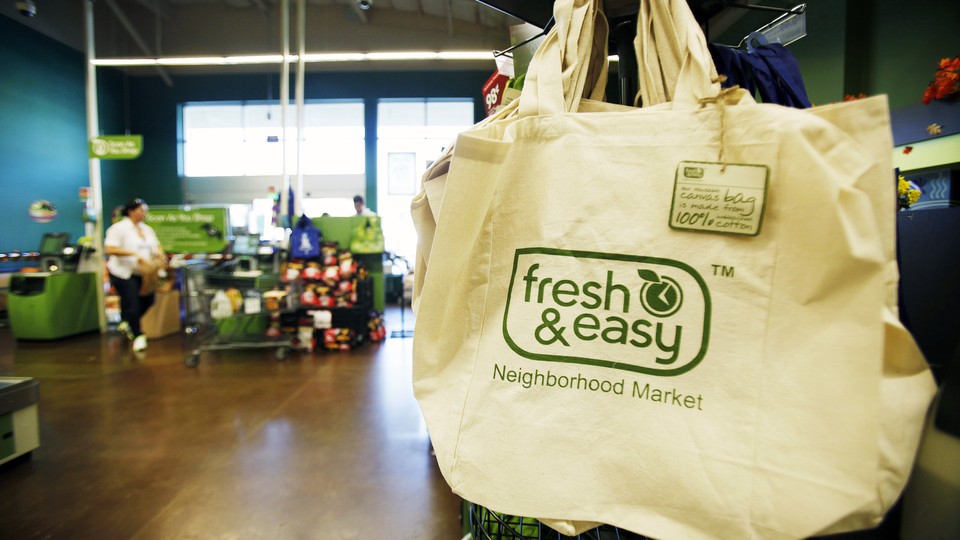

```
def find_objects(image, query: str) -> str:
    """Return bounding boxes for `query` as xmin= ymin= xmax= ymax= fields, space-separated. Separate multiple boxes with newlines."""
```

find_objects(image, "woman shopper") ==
xmin=104 ymin=198 xmax=165 ymax=352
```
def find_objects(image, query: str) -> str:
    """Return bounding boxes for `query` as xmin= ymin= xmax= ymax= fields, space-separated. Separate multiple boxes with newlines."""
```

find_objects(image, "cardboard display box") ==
xmin=142 ymin=290 xmax=181 ymax=339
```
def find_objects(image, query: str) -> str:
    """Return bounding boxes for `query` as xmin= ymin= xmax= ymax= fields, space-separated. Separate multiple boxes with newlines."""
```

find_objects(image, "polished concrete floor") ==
xmin=0 ymin=307 xmax=462 ymax=540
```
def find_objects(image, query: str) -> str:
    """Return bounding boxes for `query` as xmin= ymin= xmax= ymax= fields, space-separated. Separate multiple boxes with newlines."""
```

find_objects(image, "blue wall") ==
xmin=0 ymin=15 xmax=125 ymax=254
xmin=2 ymin=16 xmax=85 ymax=251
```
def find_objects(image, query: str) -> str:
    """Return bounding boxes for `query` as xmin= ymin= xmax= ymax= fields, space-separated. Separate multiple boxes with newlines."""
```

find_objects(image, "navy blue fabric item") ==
xmin=737 ymin=50 xmax=780 ymax=103
xmin=290 ymin=214 xmax=321 ymax=260
xmin=708 ymin=43 xmax=758 ymax=96
xmin=286 ymin=186 xmax=295 ymax=229
xmin=708 ymin=43 xmax=811 ymax=109
xmin=754 ymin=43 xmax=812 ymax=108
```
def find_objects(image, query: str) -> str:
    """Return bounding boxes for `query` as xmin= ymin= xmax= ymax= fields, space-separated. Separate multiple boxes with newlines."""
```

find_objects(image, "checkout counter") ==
xmin=6 ymin=233 xmax=100 ymax=340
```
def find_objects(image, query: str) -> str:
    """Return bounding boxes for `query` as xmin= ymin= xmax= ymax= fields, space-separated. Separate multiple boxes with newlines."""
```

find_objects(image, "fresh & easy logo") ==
xmin=502 ymin=248 xmax=711 ymax=376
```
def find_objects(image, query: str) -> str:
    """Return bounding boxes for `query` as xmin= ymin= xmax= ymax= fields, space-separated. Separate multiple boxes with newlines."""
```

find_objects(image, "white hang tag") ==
xmin=670 ymin=161 xmax=769 ymax=237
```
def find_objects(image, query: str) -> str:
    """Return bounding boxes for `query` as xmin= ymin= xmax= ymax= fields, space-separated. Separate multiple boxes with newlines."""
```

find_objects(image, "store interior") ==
xmin=1 ymin=1 xmax=959 ymax=538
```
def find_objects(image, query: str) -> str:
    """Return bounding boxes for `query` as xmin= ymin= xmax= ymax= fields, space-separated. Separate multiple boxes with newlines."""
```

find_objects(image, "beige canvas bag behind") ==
xmin=411 ymin=0 xmax=610 ymax=313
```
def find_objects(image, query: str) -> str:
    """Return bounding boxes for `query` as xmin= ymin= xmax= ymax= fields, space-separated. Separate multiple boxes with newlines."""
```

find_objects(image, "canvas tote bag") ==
xmin=412 ymin=1 xmax=935 ymax=538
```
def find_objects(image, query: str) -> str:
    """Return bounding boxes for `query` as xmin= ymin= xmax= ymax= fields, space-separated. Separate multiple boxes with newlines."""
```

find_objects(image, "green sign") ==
xmin=146 ymin=207 xmax=229 ymax=254
xmin=89 ymin=135 xmax=143 ymax=159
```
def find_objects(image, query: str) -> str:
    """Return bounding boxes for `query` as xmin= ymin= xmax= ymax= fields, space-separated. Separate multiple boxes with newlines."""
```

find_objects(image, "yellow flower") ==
xmin=897 ymin=175 xmax=922 ymax=209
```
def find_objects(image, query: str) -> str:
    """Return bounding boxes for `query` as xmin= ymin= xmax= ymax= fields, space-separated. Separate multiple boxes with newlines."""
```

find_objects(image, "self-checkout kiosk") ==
xmin=38 ymin=232 xmax=71 ymax=272
xmin=7 ymin=233 xmax=100 ymax=340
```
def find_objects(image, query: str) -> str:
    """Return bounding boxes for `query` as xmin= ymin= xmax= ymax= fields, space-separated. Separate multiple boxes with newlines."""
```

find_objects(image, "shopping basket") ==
xmin=468 ymin=503 xmax=651 ymax=540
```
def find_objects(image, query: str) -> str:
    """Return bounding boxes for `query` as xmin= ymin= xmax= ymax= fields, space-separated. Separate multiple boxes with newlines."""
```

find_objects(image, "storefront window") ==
xmin=376 ymin=99 xmax=475 ymax=264
xmin=181 ymin=101 xmax=364 ymax=177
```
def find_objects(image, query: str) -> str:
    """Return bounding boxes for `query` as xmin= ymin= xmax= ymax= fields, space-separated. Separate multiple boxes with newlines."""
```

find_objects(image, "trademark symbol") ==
xmin=712 ymin=264 xmax=734 ymax=278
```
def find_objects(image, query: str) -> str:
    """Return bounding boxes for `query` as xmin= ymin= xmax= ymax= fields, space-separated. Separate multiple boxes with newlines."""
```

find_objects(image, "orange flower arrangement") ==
xmin=922 ymin=56 xmax=960 ymax=104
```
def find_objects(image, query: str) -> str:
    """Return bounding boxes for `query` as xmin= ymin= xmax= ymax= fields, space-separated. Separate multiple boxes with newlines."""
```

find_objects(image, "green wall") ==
xmin=845 ymin=0 xmax=960 ymax=109
xmin=712 ymin=0 xmax=960 ymax=108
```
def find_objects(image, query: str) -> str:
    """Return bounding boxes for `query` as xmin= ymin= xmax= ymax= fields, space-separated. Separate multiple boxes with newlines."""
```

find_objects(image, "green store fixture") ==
xmin=7 ymin=272 xmax=100 ymax=340
xmin=314 ymin=216 xmax=385 ymax=312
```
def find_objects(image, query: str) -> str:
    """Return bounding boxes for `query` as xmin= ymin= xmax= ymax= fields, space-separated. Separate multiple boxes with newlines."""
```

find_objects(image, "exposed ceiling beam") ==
xmin=445 ymin=0 xmax=454 ymax=36
xmin=132 ymin=0 xmax=172 ymax=21
xmin=250 ymin=0 xmax=269 ymax=14
xmin=103 ymin=0 xmax=174 ymax=86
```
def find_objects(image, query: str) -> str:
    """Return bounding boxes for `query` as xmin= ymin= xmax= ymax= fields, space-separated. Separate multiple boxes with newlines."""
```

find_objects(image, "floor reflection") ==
xmin=0 ymin=306 xmax=460 ymax=539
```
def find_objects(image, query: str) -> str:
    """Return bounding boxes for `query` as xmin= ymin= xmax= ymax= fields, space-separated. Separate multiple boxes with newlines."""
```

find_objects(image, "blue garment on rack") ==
xmin=708 ymin=42 xmax=811 ymax=109
xmin=752 ymin=43 xmax=811 ymax=108
xmin=708 ymin=43 xmax=758 ymax=97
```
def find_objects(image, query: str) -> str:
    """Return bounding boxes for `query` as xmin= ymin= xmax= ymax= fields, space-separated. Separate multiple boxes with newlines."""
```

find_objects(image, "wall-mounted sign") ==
xmin=89 ymin=135 xmax=143 ymax=159
xmin=28 ymin=200 xmax=57 ymax=223
xmin=145 ymin=207 xmax=229 ymax=254
xmin=387 ymin=152 xmax=417 ymax=195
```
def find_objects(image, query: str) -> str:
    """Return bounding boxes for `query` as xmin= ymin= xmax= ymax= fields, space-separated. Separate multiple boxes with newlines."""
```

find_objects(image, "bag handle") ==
xmin=635 ymin=0 xmax=721 ymax=107
xmin=295 ymin=213 xmax=313 ymax=229
xmin=519 ymin=0 xmax=608 ymax=117
xmin=520 ymin=0 xmax=724 ymax=116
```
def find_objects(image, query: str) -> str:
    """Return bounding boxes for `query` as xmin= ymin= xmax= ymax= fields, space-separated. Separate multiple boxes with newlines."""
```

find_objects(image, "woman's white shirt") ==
xmin=105 ymin=217 xmax=160 ymax=279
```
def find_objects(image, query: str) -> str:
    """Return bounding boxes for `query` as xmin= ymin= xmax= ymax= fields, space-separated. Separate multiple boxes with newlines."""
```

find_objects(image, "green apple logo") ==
xmin=637 ymin=269 xmax=683 ymax=317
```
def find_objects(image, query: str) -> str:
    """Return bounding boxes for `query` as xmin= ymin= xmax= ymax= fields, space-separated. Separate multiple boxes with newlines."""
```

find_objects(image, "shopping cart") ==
xmin=181 ymin=263 xmax=299 ymax=367
xmin=468 ymin=503 xmax=651 ymax=540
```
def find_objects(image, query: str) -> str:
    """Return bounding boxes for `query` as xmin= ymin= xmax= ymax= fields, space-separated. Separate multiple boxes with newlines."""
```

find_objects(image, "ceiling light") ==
xmin=91 ymin=51 xmax=500 ymax=67
xmin=299 ymin=53 xmax=366 ymax=62
xmin=365 ymin=52 xmax=438 ymax=61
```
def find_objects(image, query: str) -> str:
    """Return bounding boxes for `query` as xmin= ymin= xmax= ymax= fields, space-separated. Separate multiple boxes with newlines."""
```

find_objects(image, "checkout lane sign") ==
xmin=89 ymin=135 xmax=143 ymax=160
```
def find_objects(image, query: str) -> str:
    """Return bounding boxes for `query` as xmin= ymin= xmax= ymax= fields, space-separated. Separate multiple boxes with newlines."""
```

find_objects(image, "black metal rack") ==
xmin=477 ymin=0 xmax=805 ymax=105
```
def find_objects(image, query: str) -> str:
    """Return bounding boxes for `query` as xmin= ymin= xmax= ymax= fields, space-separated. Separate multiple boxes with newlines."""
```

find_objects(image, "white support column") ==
xmin=294 ymin=0 xmax=306 ymax=218
xmin=280 ymin=0 xmax=291 ymax=227
xmin=85 ymin=0 xmax=108 ymax=333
